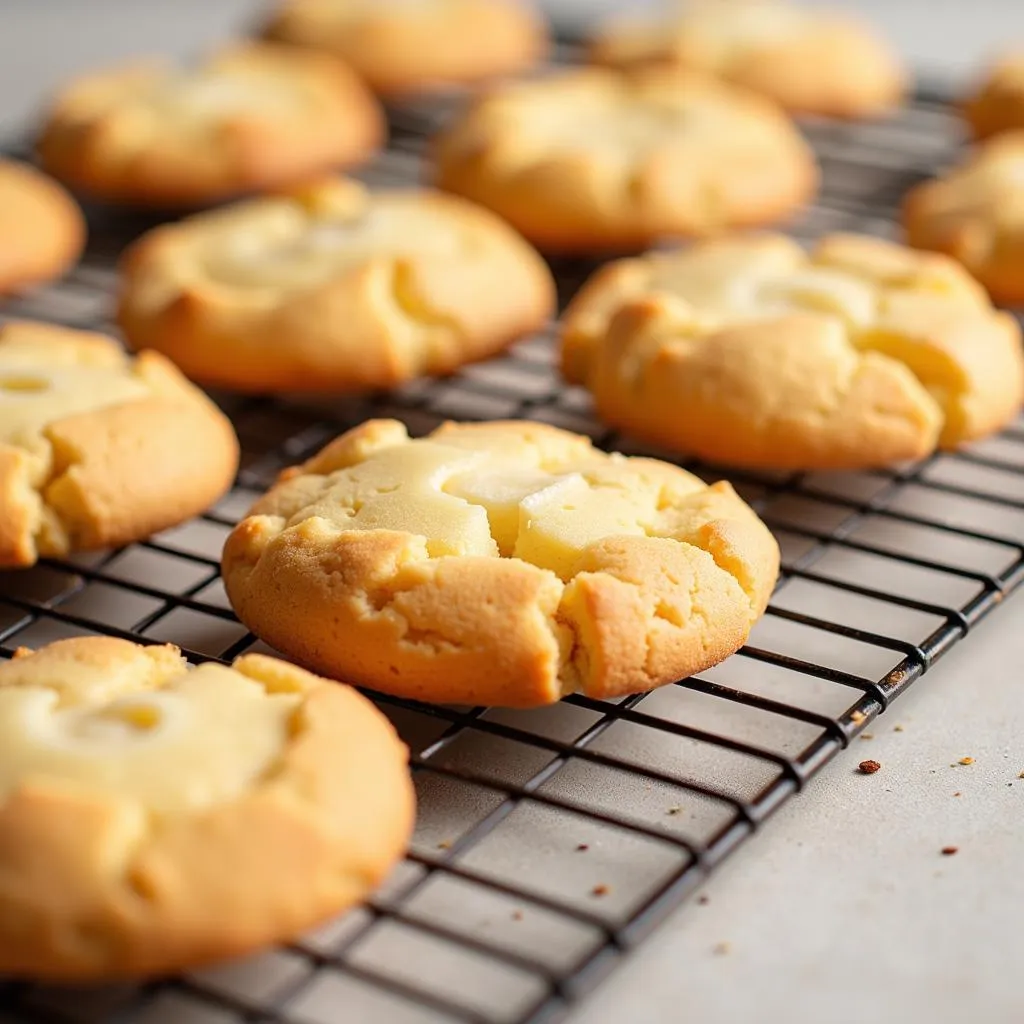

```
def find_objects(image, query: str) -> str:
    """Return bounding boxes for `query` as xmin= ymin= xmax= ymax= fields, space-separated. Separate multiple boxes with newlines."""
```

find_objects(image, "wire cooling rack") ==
xmin=3 ymin=62 xmax=1024 ymax=1024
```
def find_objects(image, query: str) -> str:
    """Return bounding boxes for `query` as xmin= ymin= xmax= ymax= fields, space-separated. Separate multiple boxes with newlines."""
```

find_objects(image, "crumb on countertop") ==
xmin=576 ymin=843 xmax=589 ymax=852
xmin=713 ymin=941 xmax=731 ymax=956
xmin=958 ymin=756 xmax=975 ymax=765
xmin=666 ymin=806 xmax=683 ymax=816
xmin=860 ymin=733 xmax=874 ymax=741
xmin=941 ymin=846 xmax=959 ymax=856
xmin=591 ymin=884 xmax=610 ymax=898
xmin=437 ymin=839 xmax=452 ymax=850
xmin=511 ymin=910 xmax=524 ymax=921
xmin=953 ymin=791 xmax=962 ymax=797
xmin=858 ymin=759 xmax=882 ymax=775
xmin=697 ymin=895 xmax=710 ymax=905
xmin=894 ymin=724 xmax=905 ymax=732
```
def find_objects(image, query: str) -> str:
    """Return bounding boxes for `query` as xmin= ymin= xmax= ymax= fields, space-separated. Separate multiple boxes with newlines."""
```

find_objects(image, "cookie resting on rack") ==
xmin=561 ymin=233 xmax=1024 ymax=471
xmin=262 ymin=0 xmax=548 ymax=98
xmin=117 ymin=176 xmax=555 ymax=393
xmin=903 ymin=130 xmax=1024 ymax=305
xmin=587 ymin=0 xmax=904 ymax=119
xmin=0 ymin=321 xmax=239 ymax=568
xmin=961 ymin=52 xmax=1024 ymax=140
xmin=37 ymin=43 xmax=383 ymax=207
xmin=0 ymin=160 xmax=85 ymax=295
xmin=431 ymin=66 xmax=818 ymax=254
xmin=0 ymin=637 xmax=414 ymax=980
xmin=222 ymin=419 xmax=780 ymax=708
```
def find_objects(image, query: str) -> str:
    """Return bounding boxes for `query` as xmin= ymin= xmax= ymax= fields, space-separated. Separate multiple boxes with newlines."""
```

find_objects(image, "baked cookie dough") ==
xmin=0 ymin=637 xmax=414 ymax=980
xmin=904 ymin=131 xmax=1024 ymax=305
xmin=263 ymin=0 xmax=548 ymax=98
xmin=117 ymin=176 xmax=555 ymax=393
xmin=561 ymin=233 xmax=1023 ymax=470
xmin=37 ymin=43 xmax=383 ymax=207
xmin=0 ymin=321 xmax=239 ymax=568
xmin=432 ymin=67 xmax=817 ymax=253
xmin=588 ymin=0 xmax=905 ymax=119
xmin=962 ymin=53 xmax=1024 ymax=140
xmin=0 ymin=160 xmax=85 ymax=295
xmin=222 ymin=419 xmax=780 ymax=707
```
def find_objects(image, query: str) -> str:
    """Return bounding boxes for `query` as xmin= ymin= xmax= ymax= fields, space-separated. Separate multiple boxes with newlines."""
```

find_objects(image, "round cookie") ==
xmin=0 ymin=161 xmax=85 ymax=295
xmin=222 ymin=419 xmax=780 ymax=707
xmin=117 ymin=176 xmax=555 ymax=393
xmin=587 ymin=0 xmax=904 ymax=120
xmin=962 ymin=53 xmax=1024 ymax=140
xmin=432 ymin=66 xmax=818 ymax=254
xmin=0 ymin=637 xmax=414 ymax=980
xmin=561 ymin=233 xmax=1023 ymax=471
xmin=262 ymin=0 xmax=548 ymax=98
xmin=904 ymin=131 xmax=1024 ymax=305
xmin=37 ymin=43 xmax=384 ymax=207
xmin=0 ymin=321 xmax=239 ymax=568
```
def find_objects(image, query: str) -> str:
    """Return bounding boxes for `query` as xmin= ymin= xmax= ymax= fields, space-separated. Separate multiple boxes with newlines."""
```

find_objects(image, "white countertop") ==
xmin=1 ymin=3 xmax=1022 ymax=1023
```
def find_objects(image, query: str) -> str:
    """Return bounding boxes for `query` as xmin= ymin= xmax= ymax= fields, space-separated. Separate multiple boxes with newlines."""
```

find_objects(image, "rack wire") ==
xmin=3 ymin=61 xmax=1024 ymax=1024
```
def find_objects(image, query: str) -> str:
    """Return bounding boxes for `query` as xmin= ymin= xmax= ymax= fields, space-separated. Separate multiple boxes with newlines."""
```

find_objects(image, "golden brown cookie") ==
xmin=263 ymin=0 xmax=548 ymax=97
xmin=0 ymin=321 xmax=239 ymax=568
xmin=117 ymin=176 xmax=555 ymax=393
xmin=0 ymin=637 xmax=414 ymax=980
xmin=222 ymin=419 xmax=780 ymax=707
xmin=0 ymin=161 xmax=85 ymax=295
xmin=37 ymin=43 xmax=383 ymax=207
xmin=962 ymin=53 xmax=1024 ymax=140
xmin=903 ymin=130 xmax=1024 ymax=305
xmin=588 ymin=0 xmax=905 ymax=119
xmin=432 ymin=66 xmax=818 ymax=254
xmin=562 ymin=233 xmax=1023 ymax=470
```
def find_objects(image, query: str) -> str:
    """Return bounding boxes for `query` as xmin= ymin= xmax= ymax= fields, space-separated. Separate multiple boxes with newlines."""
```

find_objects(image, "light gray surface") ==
xmin=1 ymin=3 xmax=1023 ymax=1024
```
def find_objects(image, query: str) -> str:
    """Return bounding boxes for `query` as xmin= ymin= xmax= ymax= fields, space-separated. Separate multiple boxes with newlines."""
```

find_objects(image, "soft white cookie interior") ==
xmin=0 ymin=656 xmax=299 ymax=817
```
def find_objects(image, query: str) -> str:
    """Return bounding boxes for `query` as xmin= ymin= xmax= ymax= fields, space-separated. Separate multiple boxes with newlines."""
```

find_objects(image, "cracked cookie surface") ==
xmin=0 ymin=637 xmax=414 ymax=979
xmin=0 ymin=321 xmax=239 ymax=568
xmin=561 ymin=233 xmax=1024 ymax=470
xmin=222 ymin=419 xmax=780 ymax=707
xmin=587 ymin=0 xmax=904 ymax=119
xmin=262 ymin=0 xmax=548 ymax=98
xmin=431 ymin=66 xmax=817 ymax=254
xmin=904 ymin=131 xmax=1024 ymax=305
xmin=0 ymin=160 xmax=85 ymax=295
xmin=117 ymin=176 xmax=556 ymax=393
xmin=37 ymin=43 xmax=383 ymax=207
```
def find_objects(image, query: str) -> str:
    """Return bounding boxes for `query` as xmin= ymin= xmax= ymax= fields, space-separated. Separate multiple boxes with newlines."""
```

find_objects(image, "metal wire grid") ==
xmin=3 ymin=74 xmax=1024 ymax=1024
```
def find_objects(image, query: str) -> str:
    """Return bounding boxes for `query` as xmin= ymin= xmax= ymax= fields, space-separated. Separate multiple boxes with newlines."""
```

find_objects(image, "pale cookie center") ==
xmin=295 ymin=439 xmax=689 ymax=580
xmin=148 ymin=71 xmax=299 ymax=121
xmin=205 ymin=204 xmax=464 ymax=289
xmin=0 ymin=665 xmax=300 ymax=817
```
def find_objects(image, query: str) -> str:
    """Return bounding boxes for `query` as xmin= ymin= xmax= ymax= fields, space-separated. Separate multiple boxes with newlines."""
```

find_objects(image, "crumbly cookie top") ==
xmin=0 ymin=640 xmax=302 ymax=817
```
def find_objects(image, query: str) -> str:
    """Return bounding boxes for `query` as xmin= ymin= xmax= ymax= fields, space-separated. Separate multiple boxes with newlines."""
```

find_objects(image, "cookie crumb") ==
xmin=958 ymin=757 xmax=975 ymax=766
xmin=1018 ymin=771 xmax=1024 ymax=780
xmin=858 ymin=759 xmax=881 ymax=774
xmin=666 ymin=806 xmax=683 ymax=816
xmin=850 ymin=710 xmax=867 ymax=725
xmin=713 ymin=941 xmax=731 ymax=956
xmin=437 ymin=839 xmax=452 ymax=850
xmin=941 ymin=846 xmax=959 ymax=856
xmin=511 ymin=910 xmax=524 ymax=921
xmin=953 ymin=791 xmax=962 ymax=797
xmin=576 ymin=843 xmax=589 ymax=852
xmin=859 ymin=733 xmax=874 ymax=740
xmin=697 ymin=895 xmax=710 ymax=906
xmin=894 ymin=724 xmax=905 ymax=732
xmin=591 ymin=884 xmax=610 ymax=898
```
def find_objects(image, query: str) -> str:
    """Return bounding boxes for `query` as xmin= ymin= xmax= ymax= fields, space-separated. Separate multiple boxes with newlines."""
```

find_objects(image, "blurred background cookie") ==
xmin=562 ymin=233 xmax=1023 ymax=469
xmin=117 ymin=176 xmax=555 ymax=392
xmin=0 ymin=321 xmax=239 ymax=568
xmin=0 ymin=160 xmax=85 ymax=295
xmin=262 ymin=0 xmax=548 ymax=98
xmin=587 ymin=0 xmax=905 ymax=119
xmin=962 ymin=52 xmax=1024 ymax=139
xmin=222 ymin=419 xmax=779 ymax=707
xmin=0 ymin=638 xmax=414 ymax=980
xmin=904 ymin=131 xmax=1024 ymax=305
xmin=37 ymin=43 xmax=383 ymax=207
xmin=432 ymin=66 xmax=817 ymax=253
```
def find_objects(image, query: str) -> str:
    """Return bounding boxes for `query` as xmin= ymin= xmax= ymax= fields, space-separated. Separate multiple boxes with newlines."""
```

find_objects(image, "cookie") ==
xmin=37 ymin=43 xmax=383 ymax=207
xmin=262 ymin=0 xmax=548 ymax=98
xmin=903 ymin=131 xmax=1024 ymax=305
xmin=962 ymin=53 xmax=1024 ymax=140
xmin=0 ymin=161 xmax=85 ymax=295
xmin=0 ymin=321 xmax=239 ymax=568
xmin=222 ymin=419 xmax=780 ymax=707
xmin=0 ymin=637 xmax=414 ymax=979
xmin=432 ymin=66 xmax=817 ymax=254
xmin=562 ymin=233 xmax=1023 ymax=470
xmin=587 ymin=0 xmax=904 ymax=119
xmin=117 ymin=176 xmax=555 ymax=393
